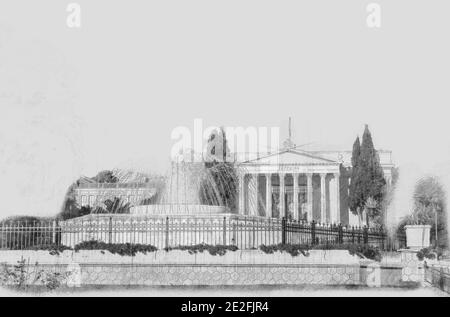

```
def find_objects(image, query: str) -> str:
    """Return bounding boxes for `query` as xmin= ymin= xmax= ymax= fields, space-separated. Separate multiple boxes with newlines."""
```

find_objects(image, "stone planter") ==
xmin=405 ymin=225 xmax=431 ymax=250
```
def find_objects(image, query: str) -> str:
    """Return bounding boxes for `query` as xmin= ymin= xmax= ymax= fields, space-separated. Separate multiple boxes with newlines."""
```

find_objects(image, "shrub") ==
xmin=259 ymin=244 xmax=310 ymax=257
xmin=258 ymin=243 xmax=382 ymax=261
xmin=0 ymin=259 xmax=70 ymax=291
xmin=73 ymin=240 xmax=157 ymax=256
xmin=167 ymin=244 xmax=238 ymax=256
xmin=345 ymin=244 xmax=382 ymax=262
xmin=416 ymin=247 xmax=444 ymax=261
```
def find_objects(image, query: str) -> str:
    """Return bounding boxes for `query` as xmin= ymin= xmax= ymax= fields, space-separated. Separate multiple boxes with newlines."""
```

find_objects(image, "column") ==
xmin=238 ymin=173 xmax=245 ymax=215
xmin=293 ymin=173 xmax=299 ymax=220
xmin=385 ymin=175 xmax=392 ymax=188
xmin=320 ymin=173 xmax=327 ymax=223
xmin=254 ymin=174 xmax=259 ymax=216
xmin=306 ymin=173 xmax=313 ymax=221
xmin=279 ymin=174 xmax=285 ymax=218
xmin=265 ymin=173 xmax=272 ymax=218
xmin=253 ymin=174 xmax=259 ymax=216
xmin=334 ymin=172 xmax=340 ymax=224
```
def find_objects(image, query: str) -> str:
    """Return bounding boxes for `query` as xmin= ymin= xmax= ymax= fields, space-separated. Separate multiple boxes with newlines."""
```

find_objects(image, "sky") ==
xmin=1 ymin=0 xmax=450 ymax=218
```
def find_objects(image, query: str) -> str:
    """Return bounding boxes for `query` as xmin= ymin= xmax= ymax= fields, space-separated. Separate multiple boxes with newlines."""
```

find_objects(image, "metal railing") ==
xmin=0 ymin=215 xmax=406 ymax=251
xmin=281 ymin=218 xmax=406 ymax=250
xmin=425 ymin=264 xmax=450 ymax=294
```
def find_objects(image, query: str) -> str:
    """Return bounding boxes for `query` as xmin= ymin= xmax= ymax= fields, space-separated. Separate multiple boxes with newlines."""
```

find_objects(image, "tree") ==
xmin=95 ymin=197 xmax=131 ymax=214
xmin=349 ymin=136 xmax=362 ymax=221
xmin=57 ymin=198 xmax=93 ymax=220
xmin=199 ymin=128 xmax=238 ymax=211
xmin=92 ymin=170 xmax=118 ymax=183
xmin=400 ymin=176 xmax=448 ymax=248
xmin=349 ymin=125 xmax=386 ymax=226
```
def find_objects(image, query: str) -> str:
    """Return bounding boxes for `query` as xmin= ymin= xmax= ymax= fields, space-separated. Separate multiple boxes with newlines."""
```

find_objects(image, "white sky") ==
xmin=1 ymin=0 xmax=450 ymax=218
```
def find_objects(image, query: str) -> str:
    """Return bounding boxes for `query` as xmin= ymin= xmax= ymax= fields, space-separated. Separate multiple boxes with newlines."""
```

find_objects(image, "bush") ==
xmin=73 ymin=241 xmax=158 ymax=256
xmin=0 ymin=259 xmax=70 ymax=291
xmin=258 ymin=243 xmax=382 ymax=261
xmin=167 ymin=244 xmax=238 ymax=256
xmin=416 ymin=247 xmax=444 ymax=261
xmin=259 ymin=244 xmax=310 ymax=257
xmin=345 ymin=244 xmax=382 ymax=262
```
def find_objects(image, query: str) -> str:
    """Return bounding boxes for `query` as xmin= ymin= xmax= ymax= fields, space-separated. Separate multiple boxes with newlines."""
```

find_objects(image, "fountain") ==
xmin=60 ymin=157 xmax=244 ymax=247
xmin=130 ymin=159 xmax=236 ymax=216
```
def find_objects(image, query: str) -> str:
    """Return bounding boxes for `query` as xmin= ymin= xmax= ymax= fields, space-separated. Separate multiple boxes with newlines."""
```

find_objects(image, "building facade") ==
xmin=236 ymin=147 xmax=394 ymax=225
xmin=73 ymin=181 xmax=160 ymax=208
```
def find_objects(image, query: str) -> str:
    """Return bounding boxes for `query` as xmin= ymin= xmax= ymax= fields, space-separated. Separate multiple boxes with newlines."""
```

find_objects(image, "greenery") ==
xmin=345 ymin=244 xmax=382 ymax=262
xmin=0 ymin=259 xmax=28 ymax=289
xmin=57 ymin=169 xmax=121 ymax=220
xmin=0 ymin=215 xmax=51 ymax=224
xmin=94 ymin=197 xmax=131 ymax=214
xmin=259 ymin=244 xmax=310 ymax=257
xmin=398 ymin=176 xmax=448 ymax=248
xmin=0 ymin=259 xmax=70 ymax=291
xmin=57 ymin=195 xmax=131 ymax=220
xmin=38 ymin=271 xmax=70 ymax=291
xmin=199 ymin=127 xmax=239 ymax=211
xmin=73 ymin=241 xmax=157 ymax=256
xmin=259 ymin=243 xmax=382 ymax=261
xmin=57 ymin=198 xmax=92 ymax=221
xmin=349 ymin=125 xmax=386 ymax=226
xmin=416 ymin=246 xmax=444 ymax=261
xmin=91 ymin=170 xmax=119 ymax=183
xmin=167 ymin=244 xmax=238 ymax=256
xmin=20 ymin=241 xmax=237 ymax=256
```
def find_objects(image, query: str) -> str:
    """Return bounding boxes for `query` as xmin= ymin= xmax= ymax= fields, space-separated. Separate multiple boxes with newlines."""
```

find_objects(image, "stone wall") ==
xmin=0 ymin=250 xmax=414 ymax=287
xmin=11 ymin=263 xmax=360 ymax=286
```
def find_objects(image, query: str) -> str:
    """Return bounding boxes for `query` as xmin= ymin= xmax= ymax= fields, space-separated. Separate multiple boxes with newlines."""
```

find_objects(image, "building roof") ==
xmin=240 ymin=148 xmax=339 ymax=166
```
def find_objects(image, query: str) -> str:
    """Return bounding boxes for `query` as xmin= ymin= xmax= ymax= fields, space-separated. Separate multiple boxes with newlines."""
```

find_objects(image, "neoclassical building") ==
xmin=73 ymin=178 xmax=163 ymax=208
xmin=236 ymin=143 xmax=394 ymax=225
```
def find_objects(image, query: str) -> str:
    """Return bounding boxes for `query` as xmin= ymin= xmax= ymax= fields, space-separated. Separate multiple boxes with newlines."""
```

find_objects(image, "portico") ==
xmin=237 ymin=149 xmax=342 ymax=224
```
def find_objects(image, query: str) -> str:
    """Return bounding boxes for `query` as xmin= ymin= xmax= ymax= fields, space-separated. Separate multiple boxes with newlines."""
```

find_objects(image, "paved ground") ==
xmin=2 ymin=284 xmax=448 ymax=297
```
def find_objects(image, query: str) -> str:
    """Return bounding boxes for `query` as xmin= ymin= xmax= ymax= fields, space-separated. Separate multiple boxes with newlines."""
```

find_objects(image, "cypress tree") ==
xmin=349 ymin=125 xmax=386 ymax=226
xmin=349 ymin=137 xmax=363 ymax=222
xmin=360 ymin=125 xmax=385 ymax=204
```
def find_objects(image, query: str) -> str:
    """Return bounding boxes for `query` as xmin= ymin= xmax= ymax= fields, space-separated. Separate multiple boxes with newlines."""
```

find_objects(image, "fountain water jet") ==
xmin=130 ymin=160 xmax=234 ymax=216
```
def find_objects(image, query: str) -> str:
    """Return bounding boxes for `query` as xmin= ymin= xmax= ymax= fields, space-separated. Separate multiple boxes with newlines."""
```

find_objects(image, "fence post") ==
xmin=311 ymin=220 xmax=316 ymax=245
xmin=281 ymin=217 xmax=286 ymax=245
xmin=338 ymin=224 xmax=343 ymax=244
xmin=165 ymin=217 xmax=169 ymax=249
xmin=1 ymin=222 xmax=4 ymax=249
xmin=363 ymin=226 xmax=369 ymax=245
xmin=223 ymin=217 xmax=227 ymax=245
xmin=52 ymin=220 xmax=57 ymax=245
xmin=108 ymin=216 xmax=113 ymax=244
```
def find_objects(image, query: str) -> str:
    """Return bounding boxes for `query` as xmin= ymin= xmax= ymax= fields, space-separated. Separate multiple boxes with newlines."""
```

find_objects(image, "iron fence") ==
xmin=282 ymin=218 xmax=406 ymax=251
xmin=58 ymin=215 xmax=282 ymax=250
xmin=425 ymin=264 xmax=450 ymax=294
xmin=0 ymin=215 xmax=406 ymax=251
xmin=0 ymin=221 xmax=57 ymax=250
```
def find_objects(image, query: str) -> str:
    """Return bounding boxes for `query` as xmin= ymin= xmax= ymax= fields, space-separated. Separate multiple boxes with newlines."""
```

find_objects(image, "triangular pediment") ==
xmin=243 ymin=150 xmax=338 ymax=165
